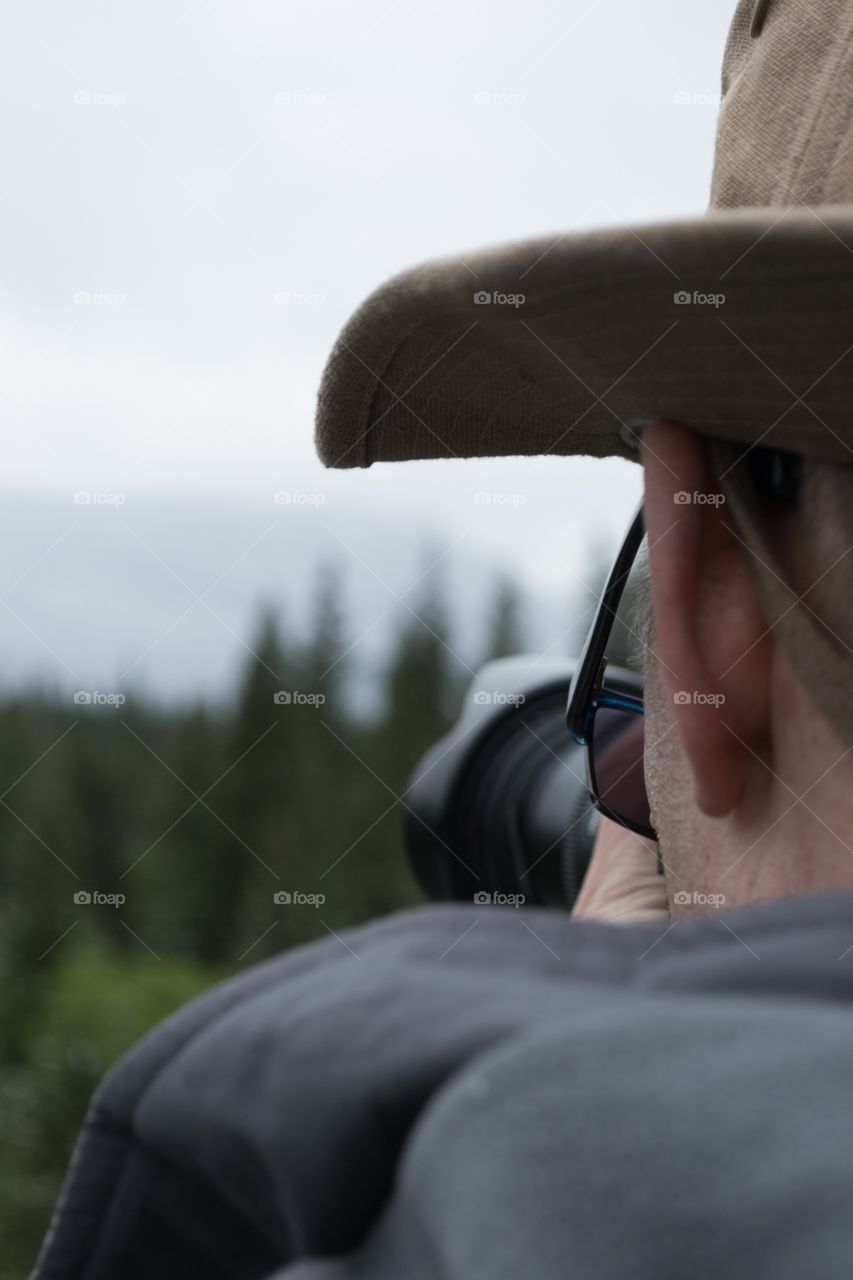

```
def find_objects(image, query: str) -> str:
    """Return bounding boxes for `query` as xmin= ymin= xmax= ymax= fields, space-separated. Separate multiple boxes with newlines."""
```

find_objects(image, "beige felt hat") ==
xmin=316 ymin=0 xmax=853 ymax=474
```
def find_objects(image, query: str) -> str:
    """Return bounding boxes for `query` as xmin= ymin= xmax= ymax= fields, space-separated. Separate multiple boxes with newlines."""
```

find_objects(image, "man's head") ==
xmin=640 ymin=423 xmax=853 ymax=917
xmin=315 ymin=0 xmax=853 ymax=922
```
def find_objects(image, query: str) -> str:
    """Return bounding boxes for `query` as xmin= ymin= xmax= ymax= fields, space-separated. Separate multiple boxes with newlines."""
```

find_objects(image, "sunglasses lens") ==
xmin=590 ymin=705 xmax=652 ymax=835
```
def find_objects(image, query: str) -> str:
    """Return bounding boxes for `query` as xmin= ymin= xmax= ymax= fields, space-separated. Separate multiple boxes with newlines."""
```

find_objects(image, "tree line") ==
xmin=0 ymin=566 xmax=534 ymax=1275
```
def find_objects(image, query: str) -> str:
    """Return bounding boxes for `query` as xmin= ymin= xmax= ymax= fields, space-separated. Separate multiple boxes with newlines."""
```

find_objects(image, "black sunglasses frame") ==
xmin=566 ymin=503 xmax=656 ymax=841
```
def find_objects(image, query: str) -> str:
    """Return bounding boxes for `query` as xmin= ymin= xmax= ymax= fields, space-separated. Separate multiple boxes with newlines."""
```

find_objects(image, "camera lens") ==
xmin=405 ymin=656 xmax=643 ymax=911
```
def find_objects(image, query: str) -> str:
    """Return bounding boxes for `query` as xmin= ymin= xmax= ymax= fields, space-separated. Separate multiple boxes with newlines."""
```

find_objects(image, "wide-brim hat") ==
xmin=316 ymin=0 xmax=853 ymax=474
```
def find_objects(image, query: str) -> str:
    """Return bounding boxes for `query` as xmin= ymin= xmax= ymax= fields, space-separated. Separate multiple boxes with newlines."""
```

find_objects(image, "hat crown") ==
xmin=712 ymin=0 xmax=853 ymax=208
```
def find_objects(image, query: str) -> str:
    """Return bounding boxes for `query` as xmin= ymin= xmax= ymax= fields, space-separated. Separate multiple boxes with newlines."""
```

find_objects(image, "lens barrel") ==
xmin=404 ymin=656 xmax=643 ymax=910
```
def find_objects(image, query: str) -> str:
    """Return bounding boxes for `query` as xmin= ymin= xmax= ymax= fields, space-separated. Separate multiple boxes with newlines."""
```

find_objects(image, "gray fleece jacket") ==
xmin=33 ymin=892 xmax=853 ymax=1279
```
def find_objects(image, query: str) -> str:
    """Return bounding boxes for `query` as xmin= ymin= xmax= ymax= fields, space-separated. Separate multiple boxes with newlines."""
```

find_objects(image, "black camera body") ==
xmin=404 ymin=656 xmax=643 ymax=912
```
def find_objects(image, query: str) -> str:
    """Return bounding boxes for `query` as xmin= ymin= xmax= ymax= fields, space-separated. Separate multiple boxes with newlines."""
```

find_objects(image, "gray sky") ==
xmin=1 ymin=0 xmax=731 ymax=605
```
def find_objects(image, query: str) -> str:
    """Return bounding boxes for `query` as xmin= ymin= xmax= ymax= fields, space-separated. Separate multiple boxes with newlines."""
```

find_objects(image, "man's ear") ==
xmin=641 ymin=423 xmax=772 ymax=819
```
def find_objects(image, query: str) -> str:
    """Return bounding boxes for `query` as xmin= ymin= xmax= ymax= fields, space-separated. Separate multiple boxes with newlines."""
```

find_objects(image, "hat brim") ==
xmin=315 ymin=206 xmax=853 ymax=470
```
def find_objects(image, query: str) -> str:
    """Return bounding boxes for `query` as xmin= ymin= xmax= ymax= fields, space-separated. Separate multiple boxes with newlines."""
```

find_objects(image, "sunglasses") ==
xmin=566 ymin=504 xmax=656 ymax=840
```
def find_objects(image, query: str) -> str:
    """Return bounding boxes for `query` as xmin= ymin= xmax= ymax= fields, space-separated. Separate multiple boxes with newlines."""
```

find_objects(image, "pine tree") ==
xmin=211 ymin=608 xmax=298 ymax=957
xmin=301 ymin=561 xmax=347 ymax=717
xmin=482 ymin=575 xmax=525 ymax=662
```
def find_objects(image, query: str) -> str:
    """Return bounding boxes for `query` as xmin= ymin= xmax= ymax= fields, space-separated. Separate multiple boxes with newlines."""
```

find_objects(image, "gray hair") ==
xmin=623 ymin=537 xmax=653 ymax=671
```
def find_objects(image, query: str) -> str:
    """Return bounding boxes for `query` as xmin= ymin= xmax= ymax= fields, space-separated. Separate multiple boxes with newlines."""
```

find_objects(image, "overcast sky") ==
xmin=1 ymin=0 xmax=732 ymax=601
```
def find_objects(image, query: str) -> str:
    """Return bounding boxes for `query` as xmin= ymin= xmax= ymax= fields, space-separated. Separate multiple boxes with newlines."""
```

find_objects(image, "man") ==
xmin=34 ymin=2 xmax=853 ymax=1277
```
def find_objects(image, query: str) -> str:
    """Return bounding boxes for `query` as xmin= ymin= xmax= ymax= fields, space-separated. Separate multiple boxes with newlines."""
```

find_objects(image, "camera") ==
xmin=404 ymin=655 xmax=643 ymax=911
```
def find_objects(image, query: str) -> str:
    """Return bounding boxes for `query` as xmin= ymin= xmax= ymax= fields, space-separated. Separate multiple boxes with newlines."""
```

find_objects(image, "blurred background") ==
xmin=0 ymin=1 xmax=730 ymax=1271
